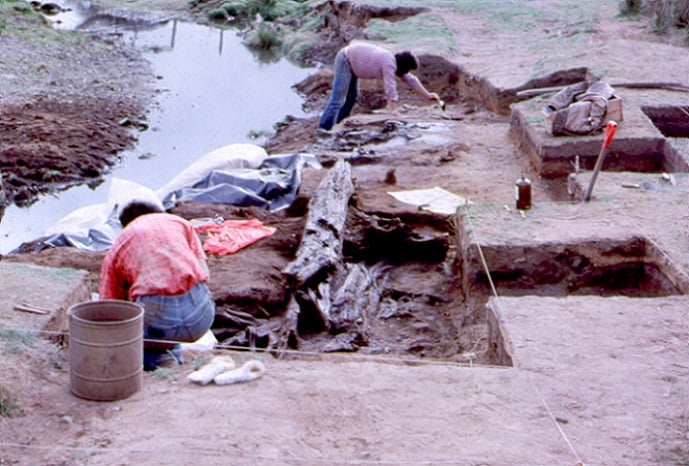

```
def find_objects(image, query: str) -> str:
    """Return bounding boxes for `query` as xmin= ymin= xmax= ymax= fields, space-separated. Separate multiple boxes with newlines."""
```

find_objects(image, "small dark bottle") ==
xmin=515 ymin=175 xmax=531 ymax=210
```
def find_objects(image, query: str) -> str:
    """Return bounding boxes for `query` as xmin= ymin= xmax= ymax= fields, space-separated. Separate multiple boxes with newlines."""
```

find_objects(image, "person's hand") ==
xmin=428 ymin=92 xmax=446 ymax=111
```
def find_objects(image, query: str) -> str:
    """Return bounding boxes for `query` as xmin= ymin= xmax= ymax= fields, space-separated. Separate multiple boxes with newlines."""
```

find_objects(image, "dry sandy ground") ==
xmin=1 ymin=1 xmax=689 ymax=465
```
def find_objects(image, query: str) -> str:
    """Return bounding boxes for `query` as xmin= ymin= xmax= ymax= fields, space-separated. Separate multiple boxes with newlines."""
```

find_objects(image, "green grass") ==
xmin=151 ymin=366 xmax=178 ymax=379
xmin=366 ymin=13 xmax=454 ymax=50
xmin=256 ymin=23 xmax=281 ymax=48
xmin=189 ymin=355 xmax=210 ymax=370
xmin=208 ymin=0 xmax=309 ymax=24
xmin=0 ymin=0 xmax=33 ymax=13
xmin=282 ymin=30 xmax=320 ymax=63
xmin=0 ymin=0 xmax=94 ymax=49
xmin=0 ymin=0 xmax=37 ymax=35
xmin=359 ymin=0 xmax=611 ymax=61
xmin=0 ymin=327 xmax=35 ymax=354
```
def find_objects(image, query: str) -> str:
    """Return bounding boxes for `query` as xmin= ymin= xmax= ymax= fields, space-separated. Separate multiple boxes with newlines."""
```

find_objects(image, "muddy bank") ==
xmin=0 ymin=2 xmax=156 ymax=213
xmin=0 ymin=99 xmax=141 ymax=206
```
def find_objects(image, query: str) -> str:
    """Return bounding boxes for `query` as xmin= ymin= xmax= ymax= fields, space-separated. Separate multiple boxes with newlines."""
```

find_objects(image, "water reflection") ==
xmin=0 ymin=15 xmax=313 ymax=254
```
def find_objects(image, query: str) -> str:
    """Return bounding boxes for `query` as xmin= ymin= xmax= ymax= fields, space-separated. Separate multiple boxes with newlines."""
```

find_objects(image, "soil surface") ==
xmin=1 ymin=1 xmax=689 ymax=465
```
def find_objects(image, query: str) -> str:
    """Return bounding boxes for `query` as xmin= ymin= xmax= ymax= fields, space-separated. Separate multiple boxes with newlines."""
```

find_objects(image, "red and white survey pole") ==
xmin=583 ymin=120 xmax=618 ymax=202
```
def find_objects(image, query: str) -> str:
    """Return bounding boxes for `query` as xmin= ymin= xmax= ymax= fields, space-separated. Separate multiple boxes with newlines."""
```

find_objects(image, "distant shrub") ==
xmin=262 ymin=0 xmax=303 ymax=22
xmin=256 ymin=23 xmax=281 ymax=49
xmin=210 ymin=0 xmax=306 ymax=24
xmin=0 ymin=0 xmax=32 ymax=17
xmin=620 ymin=0 xmax=643 ymax=15
xmin=221 ymin=0 xmax=249 ymax=18
xmin=207 ymin=7 xmax=229 ymax=21
xmin=621 ymin=0 xmax=689 ymax=34
xmin=0 ymin=385 xmax=17 ymax=418
xmin=676 ymin=0 xmax=689 ymax=26
xmin=653 ymin=0 xmax=677 ymax=31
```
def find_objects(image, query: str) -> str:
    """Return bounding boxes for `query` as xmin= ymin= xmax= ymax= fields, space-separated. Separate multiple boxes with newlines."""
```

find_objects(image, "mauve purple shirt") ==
xmin=343 ymin=42 xmax=424 ymax=103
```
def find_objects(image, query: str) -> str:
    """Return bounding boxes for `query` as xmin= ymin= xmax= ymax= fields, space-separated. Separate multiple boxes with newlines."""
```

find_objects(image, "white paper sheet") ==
xmin=388 ymin=187 xmax=471 ymax=215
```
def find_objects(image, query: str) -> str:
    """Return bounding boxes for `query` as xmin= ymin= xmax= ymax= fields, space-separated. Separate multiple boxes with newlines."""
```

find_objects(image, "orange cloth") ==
xmin=196 ymin=219 xmax=276 ymax=255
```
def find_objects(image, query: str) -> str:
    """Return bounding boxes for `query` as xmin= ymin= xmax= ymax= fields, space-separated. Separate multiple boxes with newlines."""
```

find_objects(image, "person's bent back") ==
xmin=99 ymin=201 xmax=215 ymax=370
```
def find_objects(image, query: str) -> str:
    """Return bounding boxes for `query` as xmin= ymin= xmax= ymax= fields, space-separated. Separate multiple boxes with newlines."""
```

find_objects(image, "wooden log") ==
xmin=283 ymin=159 xmax=354 ymax=286
xmin=219 ymin=299 xmax=300 ymax=356
xmin=328 ymin=262 xmax=379 ymax=333
xmin=295 ymin=261 xmax=382 ymax=337
xmin=273 ymin=296 xmax=300 ymax=357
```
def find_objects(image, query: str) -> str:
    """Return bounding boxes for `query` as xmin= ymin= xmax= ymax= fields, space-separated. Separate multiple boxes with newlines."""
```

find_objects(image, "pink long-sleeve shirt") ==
xmin=99 ymin=213 xmax=209 ymax=300
xmin=342 ymin=42 xmax=424 ymax=103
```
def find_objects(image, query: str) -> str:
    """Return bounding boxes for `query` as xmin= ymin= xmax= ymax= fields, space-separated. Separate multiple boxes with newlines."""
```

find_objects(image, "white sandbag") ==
xmin=213 ymin=359 xmax=266 ymax=385
xmin=42 ymin=178 xmax=164 ymax=249
xmin=43 ymin=203 xmax=108 ymax=236
xmin=155 ymin=143 xmax=268 ymax=200
xmin=107 ymin=177 xmax=165 ymax=219
xmin=187 ymin=355 xmax=236 ymax=385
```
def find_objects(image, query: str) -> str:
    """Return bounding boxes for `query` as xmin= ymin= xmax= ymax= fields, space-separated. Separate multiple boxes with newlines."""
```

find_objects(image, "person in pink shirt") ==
xmin=318 ymin=42 xmax=441 ymax=130
xmin=99 ymin=201 xmax=215 ymax=371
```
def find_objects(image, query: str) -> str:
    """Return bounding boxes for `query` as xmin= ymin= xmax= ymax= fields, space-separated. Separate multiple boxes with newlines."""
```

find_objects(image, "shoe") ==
xmin=144 ymin=344 xmax=183 ymax=371
xmin=156 ymin=353 xmax=180 ymax=369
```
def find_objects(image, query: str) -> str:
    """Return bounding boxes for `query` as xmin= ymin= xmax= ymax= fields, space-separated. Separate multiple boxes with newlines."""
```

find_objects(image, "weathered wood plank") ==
xmin=283 ymin=159 xmax=354 ymax=286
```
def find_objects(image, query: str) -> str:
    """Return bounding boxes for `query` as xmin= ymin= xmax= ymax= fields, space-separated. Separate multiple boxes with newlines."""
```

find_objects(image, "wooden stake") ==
xmin=13 ymin=303 xmax=52 ymax=315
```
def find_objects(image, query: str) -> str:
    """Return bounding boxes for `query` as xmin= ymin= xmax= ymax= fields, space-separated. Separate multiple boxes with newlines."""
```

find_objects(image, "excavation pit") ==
xmin=643 ymin=105 xmax=689 ymax=138
xmin=456 ymin=202 xmax=689 ymax=301
xmin=469 ymin=246 xmax=680 ymax=298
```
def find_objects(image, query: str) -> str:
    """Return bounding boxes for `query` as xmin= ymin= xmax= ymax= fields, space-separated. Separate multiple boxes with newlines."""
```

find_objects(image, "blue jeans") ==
xmin=318 ymin=50 xmax=358 ymax=130
xmin=136 ymin=282 xmax=215 ymax=370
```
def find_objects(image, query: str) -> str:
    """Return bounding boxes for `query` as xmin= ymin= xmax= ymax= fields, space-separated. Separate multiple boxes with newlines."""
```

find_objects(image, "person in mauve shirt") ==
xmin=318 ymin=41 xmax=441 ymax=130
xmin=99 ymin=201 xmax=215 ymax=371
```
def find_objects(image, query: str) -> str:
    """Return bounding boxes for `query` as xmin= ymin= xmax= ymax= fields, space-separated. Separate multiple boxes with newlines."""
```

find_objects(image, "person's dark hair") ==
xmin=395 ymin=51 xmax=419 ymax=77
xmin=118 ymin=201 xmax=164 ymax=227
